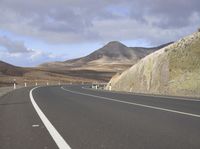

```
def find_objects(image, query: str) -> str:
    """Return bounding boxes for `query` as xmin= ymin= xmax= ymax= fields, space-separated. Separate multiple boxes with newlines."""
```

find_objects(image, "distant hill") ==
xmin=40 ymin=41 xmax=172 ymax=72
xmin=0 ymin=41 xmax=173 ymax=87
xmin=0 ymin=60 xmax=109 ymax=87
xmin=0 ymin=61 xmax=26 ymax=76
xmin=107 ymin=32 xmax=200 ymax=97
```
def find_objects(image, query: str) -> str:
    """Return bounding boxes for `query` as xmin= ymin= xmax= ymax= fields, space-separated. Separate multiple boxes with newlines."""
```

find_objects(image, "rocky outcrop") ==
xmin=107 ymin=32 xmax=200 ymax=97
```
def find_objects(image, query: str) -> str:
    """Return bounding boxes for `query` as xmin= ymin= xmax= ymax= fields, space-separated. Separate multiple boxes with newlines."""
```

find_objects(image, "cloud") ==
xmin=0 ymin=36 xmax=67 ymax=66
xmin=0 ymin=0 xmax=199 ymax=45
xmin=0 ymin=48 xmax=67 ymax=67
xmin=128 ymin=0 xmax=200 ymax=29
xmin=0 ymin=36 xmax=32 ymax=53
xmin=0 ymin=0 xmax=199 ymax=66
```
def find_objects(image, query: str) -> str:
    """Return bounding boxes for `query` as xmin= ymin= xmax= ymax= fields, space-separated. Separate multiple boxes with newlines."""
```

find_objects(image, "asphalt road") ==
xmin=0 ymin=85 xmax=200 ymax=149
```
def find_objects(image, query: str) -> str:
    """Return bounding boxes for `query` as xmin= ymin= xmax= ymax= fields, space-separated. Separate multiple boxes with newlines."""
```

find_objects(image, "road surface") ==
xmin=0 ymin=85 xmax=200 ymax=149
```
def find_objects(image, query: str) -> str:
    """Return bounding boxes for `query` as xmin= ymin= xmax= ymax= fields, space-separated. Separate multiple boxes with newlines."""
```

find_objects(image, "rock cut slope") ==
xmin=107 ymin=32 xmax=200 ymax=97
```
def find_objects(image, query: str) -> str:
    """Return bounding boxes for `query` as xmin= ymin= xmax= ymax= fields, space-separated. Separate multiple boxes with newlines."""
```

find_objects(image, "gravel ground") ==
xmin=0 ymin=86 xmax=23 ymax=98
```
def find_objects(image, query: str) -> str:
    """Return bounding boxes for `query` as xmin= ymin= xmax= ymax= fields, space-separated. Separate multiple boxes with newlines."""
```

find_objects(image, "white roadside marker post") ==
xmin=24 ymin=82 xmax=27 ymax=87
xmin=13 ymin=79 xmax=16 ymax=90
xmin=109 ymin=83 xmax=112 ymax=91
xmin=47 ymin=82 xmax=49 ymax=86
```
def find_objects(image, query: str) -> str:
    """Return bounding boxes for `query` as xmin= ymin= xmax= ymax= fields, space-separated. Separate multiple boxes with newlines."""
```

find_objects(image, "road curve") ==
xmin=0 ymin=85 xmax=200 ymax=149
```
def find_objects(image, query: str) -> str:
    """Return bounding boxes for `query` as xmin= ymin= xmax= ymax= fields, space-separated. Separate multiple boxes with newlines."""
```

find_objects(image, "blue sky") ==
xmin=0 ymin=0 xmax=199 ymax=67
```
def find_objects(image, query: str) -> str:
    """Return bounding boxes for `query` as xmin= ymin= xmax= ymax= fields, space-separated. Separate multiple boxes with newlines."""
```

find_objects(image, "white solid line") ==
xmin=61 ymin=86 xmax=200 ymax=118
xmin=81 ymin=87 xmax=200 ymax=102
xmin=30 ymin=87 xmax=71 ymax=149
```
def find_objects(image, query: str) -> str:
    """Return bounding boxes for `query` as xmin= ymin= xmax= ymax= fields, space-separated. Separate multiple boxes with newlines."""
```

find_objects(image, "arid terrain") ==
xmin=107 ymin=32 xmax=200 ymax=97
xmin=0 ymin=60 xmax=102 ymax=87
xmin=40 ymin=41 xmax=171 ymax=72
xmin=0 ymin=41 xmax=171 ymax=87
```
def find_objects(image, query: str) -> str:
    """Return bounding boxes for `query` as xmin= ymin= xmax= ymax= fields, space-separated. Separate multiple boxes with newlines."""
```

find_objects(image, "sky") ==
xmin=0 ymin=0 xmax=199 ymax=67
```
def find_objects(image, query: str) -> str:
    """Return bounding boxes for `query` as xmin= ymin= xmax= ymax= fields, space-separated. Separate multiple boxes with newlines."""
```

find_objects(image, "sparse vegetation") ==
xmin=0 ymin=62 xmax=109 ymax=87
xmin=107 ymin=32 xmax=200 ymax=98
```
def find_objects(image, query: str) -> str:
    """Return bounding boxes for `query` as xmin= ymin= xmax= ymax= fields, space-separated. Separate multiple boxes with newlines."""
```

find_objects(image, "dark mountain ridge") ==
xmin=59 ymin=41 xmax=173 ymax=69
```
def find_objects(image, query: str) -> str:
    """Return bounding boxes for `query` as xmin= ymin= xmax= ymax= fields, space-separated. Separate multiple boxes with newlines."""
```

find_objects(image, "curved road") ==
xmin=0 ymin=85 xmax=200 ymax=149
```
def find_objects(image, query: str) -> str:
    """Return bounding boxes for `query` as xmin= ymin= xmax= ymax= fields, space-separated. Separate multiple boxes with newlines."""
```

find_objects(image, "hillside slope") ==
xmin=107 ymin=32 xmax=200 ymax=97
xmin=0 ymin=60 xmax=101 ymax=87
xmin=0 ymin=61 xmax=27 ymax=76
xmin=40 ymin=41 xmax=171 ymax=72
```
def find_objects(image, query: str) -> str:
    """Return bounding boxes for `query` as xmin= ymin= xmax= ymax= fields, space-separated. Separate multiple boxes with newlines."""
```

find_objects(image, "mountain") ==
xmin=0 ymin=61 xmax=29 ymax=86
xmin=106 ymin=32 xmax=200 ymax=97
xmin=0 ymin=61 xmax=26 ymax=76
xmin=40 ymin=41 xmax=172 ymax=72
xmin=0 ymin=41 xmax=172 ymax=87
